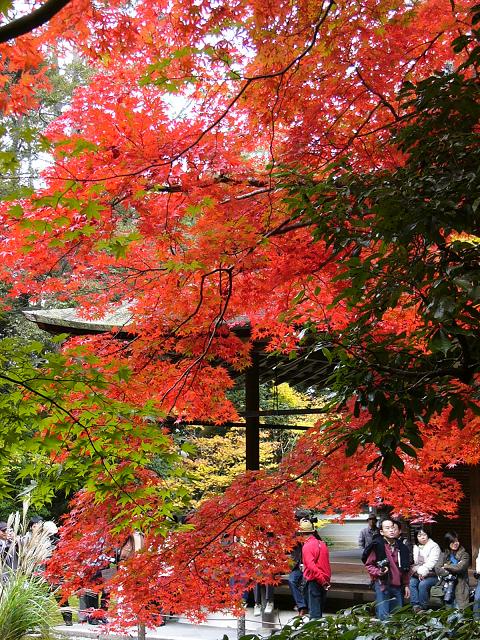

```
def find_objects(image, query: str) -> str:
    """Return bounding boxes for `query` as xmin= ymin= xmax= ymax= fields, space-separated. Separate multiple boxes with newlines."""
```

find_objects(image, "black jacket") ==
xmin=290 ymin=542 xmax=303 ymax=570
xmin=362 ymin=535 xmax=410 ymax=572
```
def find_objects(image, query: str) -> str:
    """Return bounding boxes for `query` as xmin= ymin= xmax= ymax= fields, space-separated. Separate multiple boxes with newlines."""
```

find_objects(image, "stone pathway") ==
xmin=55 ymin=607 xmax=304 ymax=640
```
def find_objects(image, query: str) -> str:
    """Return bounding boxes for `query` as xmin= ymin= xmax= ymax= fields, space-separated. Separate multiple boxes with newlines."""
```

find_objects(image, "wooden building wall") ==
xmin=429 ymin=465 xmax=480 ymax=566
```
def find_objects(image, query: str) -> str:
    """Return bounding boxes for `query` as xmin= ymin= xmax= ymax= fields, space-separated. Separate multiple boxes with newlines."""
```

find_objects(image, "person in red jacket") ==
xmin=300 ymin=519 xmax=331 ymax=619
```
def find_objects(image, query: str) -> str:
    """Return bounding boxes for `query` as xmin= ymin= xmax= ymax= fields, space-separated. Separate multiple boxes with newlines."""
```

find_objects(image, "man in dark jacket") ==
xmin=364 ymin=518 xmax=410 ymax=620
xmin=358 ymin=515 xmax=379 ymax=550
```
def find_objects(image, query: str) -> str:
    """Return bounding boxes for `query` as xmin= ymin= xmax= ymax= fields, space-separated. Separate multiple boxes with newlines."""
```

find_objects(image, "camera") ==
xmin=376 ymin=558 xmax=390 ymax=571
xmin=294 ymin=509 xmax=318 ymax=524
xmin=442 ymin=574 xmax=457 ymax=604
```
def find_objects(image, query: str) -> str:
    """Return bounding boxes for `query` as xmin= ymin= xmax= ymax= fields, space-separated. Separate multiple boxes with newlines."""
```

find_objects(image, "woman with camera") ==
xmin=409 ymin=528 xmax=440 ymax=612
xmin=435 ymin=532 xmax=470 ymax=609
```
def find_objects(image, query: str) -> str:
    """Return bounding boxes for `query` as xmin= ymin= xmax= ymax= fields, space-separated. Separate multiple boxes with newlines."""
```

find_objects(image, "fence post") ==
xmin=237 ymin=611 xmax=246 ymax=640
xmin=132 ymin=532 xmax=146 ymax=640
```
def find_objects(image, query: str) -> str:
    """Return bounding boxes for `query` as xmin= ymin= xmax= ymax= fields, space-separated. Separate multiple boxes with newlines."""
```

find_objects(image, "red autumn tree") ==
xmin=0 ymin=0 xmax=479 ymax=626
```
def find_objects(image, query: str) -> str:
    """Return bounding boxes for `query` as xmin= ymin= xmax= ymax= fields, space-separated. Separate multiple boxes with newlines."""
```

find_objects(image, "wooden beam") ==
xmin=241 ymin=408 xmax=330 ymax=417
xmin=470 ymin=465 xmax=480 ymax=566
xmin=171 ymin=420 xmax=311 ymax=431
xmin=245 ymin=351 xmax=260 ymax=471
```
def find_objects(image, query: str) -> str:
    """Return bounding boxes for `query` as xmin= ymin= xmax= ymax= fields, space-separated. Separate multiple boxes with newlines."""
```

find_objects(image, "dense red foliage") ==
xmin=1 ymin=0 xmax=478 ymax=626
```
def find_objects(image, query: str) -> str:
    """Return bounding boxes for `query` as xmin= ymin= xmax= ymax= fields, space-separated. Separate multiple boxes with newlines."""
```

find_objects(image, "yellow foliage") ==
xmin=178 ymin=383 xmax=327 ymax=507
xmin=184 ymin=428 xmax=278 ymax=506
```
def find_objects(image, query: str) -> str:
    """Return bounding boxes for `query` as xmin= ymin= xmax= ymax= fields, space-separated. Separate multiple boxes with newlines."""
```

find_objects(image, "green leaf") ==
xmin=0 ymin=150 xmax=19 ymax=172
xmin=84 ymin=200 xmax=103 ymax=220
xmin=117 ymin=366 xmax=131 ymax=382
xmin=398 ymin=442 xmax=417 ymax=458
xmin=0 ymin=0 xmax=13 ymax=15
xmin=292 ymin=290 xmax=305 ymax=304
xmin=7 ymin=204 xmax=23 ymax=219
xmin=428 ymin=330 xmax=452 ymax=355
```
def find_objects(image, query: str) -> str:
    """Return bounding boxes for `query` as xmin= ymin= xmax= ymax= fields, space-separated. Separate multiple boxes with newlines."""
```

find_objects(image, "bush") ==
xmin=242 ymin=605 xmax=480 ymax=640
xmin=0 ymin=574 xmax=61 ymax=640
xmin=0 ymin=507 xmax=62 ymax=639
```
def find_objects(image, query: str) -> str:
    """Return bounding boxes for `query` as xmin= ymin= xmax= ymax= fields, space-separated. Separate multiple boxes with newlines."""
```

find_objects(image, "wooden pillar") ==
xmin=245 ymin=349 xmax=260 ymax=471
xmin=470 ymin=465 xmax=480 ymax=565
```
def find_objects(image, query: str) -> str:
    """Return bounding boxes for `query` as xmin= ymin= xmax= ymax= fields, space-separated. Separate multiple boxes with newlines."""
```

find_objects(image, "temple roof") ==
xmin=23 ymin=307 xmax=329 ymax=388
xmin=23 ymin=306 xmax=133 ymax=337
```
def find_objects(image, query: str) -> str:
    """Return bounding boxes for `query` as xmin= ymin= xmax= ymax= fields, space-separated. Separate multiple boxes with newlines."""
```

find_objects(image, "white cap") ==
xmin=43 ymin=521 xmax=58 ymax=535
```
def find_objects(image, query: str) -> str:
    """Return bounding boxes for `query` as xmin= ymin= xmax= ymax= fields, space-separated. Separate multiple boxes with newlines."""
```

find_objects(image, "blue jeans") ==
xmin=474 ymin=581 xmax=480 ymax=619
xmin=229 ymin=576 xmax=248 ymax=603
xmin=409 ymin=575 xmax=438 ymax=609
xmin=373 ymin=581 xmax=403 ymax=621
xmin=288 ymin=569 xmax=306 ymax=610
xmin=306 ymin=580 xmax=326 ymax=619
xmin=254 ymin=583 xmax=274 ymax=604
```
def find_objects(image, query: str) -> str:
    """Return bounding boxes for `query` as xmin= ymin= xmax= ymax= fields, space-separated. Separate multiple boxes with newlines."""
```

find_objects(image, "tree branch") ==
xmin=0 ymin=0 xmax=72 ymax=43
xmin=57 ymin=0 xmax=336 ymax=184
xmin=355 ymin=68 xmax=400 ymax=121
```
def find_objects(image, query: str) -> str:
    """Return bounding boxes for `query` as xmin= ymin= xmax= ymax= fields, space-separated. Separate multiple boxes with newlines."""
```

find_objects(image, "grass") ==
xmin=0 ymin=505 xmax=63 ymax=639
xmin=0 ymin=574 xmax=61 ymax=640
